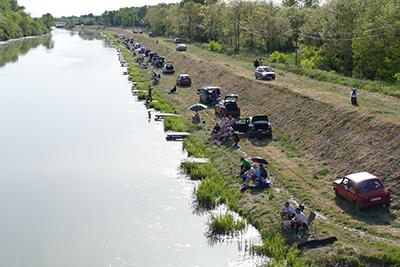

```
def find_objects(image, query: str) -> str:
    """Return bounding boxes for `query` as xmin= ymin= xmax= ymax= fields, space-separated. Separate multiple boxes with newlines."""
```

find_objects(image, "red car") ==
xmin=333 ymin=172 xmax=391 ymax=210
xmin=176 ymin=74 xmax=191 ymax=87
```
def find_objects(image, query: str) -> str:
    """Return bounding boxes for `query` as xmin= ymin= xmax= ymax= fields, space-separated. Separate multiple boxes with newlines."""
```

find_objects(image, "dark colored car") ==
xmin=333 ymin=172 xmax=391 ymax=210
xmin=197 ymin=86 xmax=221 ymax=106
xmin=233 ymin=115 xmax=272 ymax=139
xmin=255 ymin=66 xmax=276 ymax=80
xmin=162 ymin=63 xmax=175 ymax=74
xmin=215 ymin=94 xmax=241 ymax=118
xmin=176 ymin=74 xmax=192 ymax=87
xmin=148 ymin=32 xmax=155 ymax=37
xmin=148 ymin=52 xmax=157 ymax=60
xmin=152 ymin=56 xmax=165 ymax=68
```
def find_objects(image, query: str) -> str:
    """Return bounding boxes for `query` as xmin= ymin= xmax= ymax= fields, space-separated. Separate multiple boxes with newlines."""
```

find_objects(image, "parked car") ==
xmin=176 ymin=44 xmax=187 ymax=51
xmin=174 ymin=38 xmax=183 ymax=44
xmin=148 ymin=32 xmax=155 ymax=37
xmin=333 ymin=172 xmax=391 ymax=210
xmin=152 ymin=56 xmax=165 ymax=68
xmin=148 ymin=52 xmax=157 ymax=61
xmin=233 ymin=115 xmax=272 ymax=139
xmin=255 ymin=66 xmax=276 ymax=80
xmin=197 ymin=86 xmax=221 ymax=106
xmin=176 ymin=74 xmax=192 ymax=87
xmin=162 ymin=63 xmax=175 ymax=74
xmin=215 ymin=94 xmax=241 ymax=118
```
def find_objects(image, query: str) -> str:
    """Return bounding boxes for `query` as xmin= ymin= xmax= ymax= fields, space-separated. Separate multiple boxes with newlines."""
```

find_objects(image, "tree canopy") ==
xmin=61 ymin=0 xmax=400 ymax=82
xmin=0 ymin=0 xmax=52 ymax=41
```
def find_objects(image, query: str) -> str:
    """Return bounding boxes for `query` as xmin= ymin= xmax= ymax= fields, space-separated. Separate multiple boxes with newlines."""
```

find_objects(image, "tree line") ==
xmin=66 ymin=0 xmax=400 ymax=82
xmin=0 ymin=0 xmax=53 ymax=41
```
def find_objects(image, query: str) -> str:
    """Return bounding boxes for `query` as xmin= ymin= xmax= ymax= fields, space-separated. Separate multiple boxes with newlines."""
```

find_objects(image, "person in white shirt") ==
xmin=291 ymin=208 xmax=309 ymax=234
xmin=281 ymin=202 xmax=296 ymax=220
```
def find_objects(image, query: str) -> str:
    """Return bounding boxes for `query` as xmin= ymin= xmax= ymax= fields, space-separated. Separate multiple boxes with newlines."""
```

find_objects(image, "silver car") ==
xmin=176 ymin=44 xmax=187 ymax=51
xmin=255 ymin=66 xmax=276 ymax=80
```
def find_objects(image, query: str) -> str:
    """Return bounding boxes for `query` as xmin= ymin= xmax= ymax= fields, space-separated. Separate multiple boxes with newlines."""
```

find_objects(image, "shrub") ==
xmin=207 ymin=212 xmax=246 ymax=235
xmin=181 ymin=162 xmax=216 ymax=180
xmin=269 ymin=51 xmax=289 ymax=64
xmin=163 ymin=116 xmax=189 ymax=132
xmin=208 ymin=40 xmax=224 ymax=53
xmin=394 ymin=73 xmax=400 ymax=83
xmin=183 ymin=136 xmax=209 ymax=158
xmin=300 ymin=46 xmax=324 ymax=69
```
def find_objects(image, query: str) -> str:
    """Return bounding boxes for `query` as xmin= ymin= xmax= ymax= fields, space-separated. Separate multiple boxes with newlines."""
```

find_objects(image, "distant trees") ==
xmin=0 ymin=0 xmax=52 ymax=41
xmin=61 ymin=0 xmax=400 ymax=82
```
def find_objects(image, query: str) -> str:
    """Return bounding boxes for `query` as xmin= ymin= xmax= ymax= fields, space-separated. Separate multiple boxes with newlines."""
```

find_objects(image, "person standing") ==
xmin=350 ymin=88 xmax=358 ymax=106
xmin=147 ymin=85 xmax=153 ymax=102
xmin=254 ymin=58 xmax=260 ymax=69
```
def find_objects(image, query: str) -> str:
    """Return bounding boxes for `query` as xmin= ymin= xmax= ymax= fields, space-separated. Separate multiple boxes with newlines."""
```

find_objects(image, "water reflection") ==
xmin=0 ymin=35 xmax=53 ymax=68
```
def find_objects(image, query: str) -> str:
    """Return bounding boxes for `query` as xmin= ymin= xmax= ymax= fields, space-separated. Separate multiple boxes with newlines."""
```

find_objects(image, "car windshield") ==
xmin=166 ymin=65 xmax=173 ymax=70
xmin=259 ymin=67 xmax=271 ymax=72
xmin=359 ymin=180 xmax=383 ymax=193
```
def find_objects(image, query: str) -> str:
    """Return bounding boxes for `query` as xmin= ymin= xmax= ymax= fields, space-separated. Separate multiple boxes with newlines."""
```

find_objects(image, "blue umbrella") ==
xmin=188 ymin=103 xmax=207 ymax=112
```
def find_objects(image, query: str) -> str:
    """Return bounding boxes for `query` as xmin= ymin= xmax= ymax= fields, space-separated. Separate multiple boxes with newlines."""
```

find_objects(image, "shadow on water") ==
xmin=0 ymin=35 xmax=54 ymax=69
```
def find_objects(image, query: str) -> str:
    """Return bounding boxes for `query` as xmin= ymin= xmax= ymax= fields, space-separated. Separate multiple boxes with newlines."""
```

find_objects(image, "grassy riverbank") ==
xmin=104 ymin=28 xmax=400 ymax=266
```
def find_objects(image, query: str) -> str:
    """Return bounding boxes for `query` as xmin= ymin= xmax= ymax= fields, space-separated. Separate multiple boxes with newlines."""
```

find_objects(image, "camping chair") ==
xmin=298 ymin=211 xmax=316 ymax=239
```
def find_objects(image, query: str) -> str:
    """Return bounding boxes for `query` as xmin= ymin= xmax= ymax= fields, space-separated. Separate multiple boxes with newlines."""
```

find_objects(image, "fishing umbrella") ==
xmin=251 ymin=156 xmax=269 ymax=165
xmin=188 ymin=103 xmax=207 ymax=112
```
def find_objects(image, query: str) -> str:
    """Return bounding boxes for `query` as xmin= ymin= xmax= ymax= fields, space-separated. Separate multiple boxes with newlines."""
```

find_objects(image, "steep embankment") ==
xmin=130 ymin=32 xmax=400 ymax=209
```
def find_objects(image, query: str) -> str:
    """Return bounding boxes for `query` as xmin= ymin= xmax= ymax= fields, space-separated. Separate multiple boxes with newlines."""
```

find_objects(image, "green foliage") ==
xmin=0 ymin=2 xmax=51 ymax=41
xmin=300 ymin=45 xmax=323 ymax=69
xmin=254 ymin=233 xmax=288 ymax=260
xmin=269 ymin=51 xmax=289 ymax=64
xmin=181 ymin=162 xmax=216 ymax=180
xmin=393 ymin=73 xmax=400 ymax=83
xmin=208 ymin=40 xmax=224 ymax=53
xmin=182 ymin=136 xmax=209 ymax=158
xmin=163 ymin=116 xmax=188 ymax=132
xmin=207 ymin=212 xmax=246 ymax=235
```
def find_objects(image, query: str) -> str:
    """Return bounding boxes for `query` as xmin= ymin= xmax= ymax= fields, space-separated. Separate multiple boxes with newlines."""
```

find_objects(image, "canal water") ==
xmin=0 ymin=29 xmax=264 ymax=267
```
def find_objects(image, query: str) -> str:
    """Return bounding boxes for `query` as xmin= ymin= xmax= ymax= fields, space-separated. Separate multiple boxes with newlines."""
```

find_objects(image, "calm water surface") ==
xmin=0 ymin=30 xmax=264 ymax=267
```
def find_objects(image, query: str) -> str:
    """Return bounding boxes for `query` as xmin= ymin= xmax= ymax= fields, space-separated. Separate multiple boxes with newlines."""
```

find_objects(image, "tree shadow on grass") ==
xmin=334 ymin=197 xmax=396 ymax=226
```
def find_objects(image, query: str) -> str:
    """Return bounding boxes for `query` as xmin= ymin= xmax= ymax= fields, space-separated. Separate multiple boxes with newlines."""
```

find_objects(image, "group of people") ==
xmin=281 ymin=202 xmax=310 ymax=236
xmin=211 ymin=115 xmax=240 ymax=147
xmin=239 ymin=157 xmax=270 ymax=190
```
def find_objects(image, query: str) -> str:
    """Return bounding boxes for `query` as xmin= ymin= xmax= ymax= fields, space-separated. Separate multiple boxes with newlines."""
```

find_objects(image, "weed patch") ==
xmin=207 ymin=212 xmax=246 ymax=235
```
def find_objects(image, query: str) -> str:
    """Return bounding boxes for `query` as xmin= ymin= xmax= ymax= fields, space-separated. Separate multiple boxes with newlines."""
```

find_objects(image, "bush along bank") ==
xmin=110 ymin=36 xmax=313 ymax=266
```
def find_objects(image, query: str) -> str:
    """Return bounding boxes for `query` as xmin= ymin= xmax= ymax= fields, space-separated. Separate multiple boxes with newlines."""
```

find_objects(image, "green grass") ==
xmin=194 ymin=172 xmax=241 ymax=211
xmin=182 ymin=135 xmax=209 ymax=158
xmin=181 ymin=162 xmax=216 ymax=180
xmin=363 ymin=243 xmax=400 ymax=267
xmin=274 ymin=130 xmax=303 ymax=158
xmin=268 ymin=62 xmax=400 ymax=99
xmin=164 ymin=116 xmax=189 ymax=132
xmin=147 ymin=96 xmax=176 ymax=113
xmin=313 ymin=168 xmax=330 ymax=179
xmin=207 ymin=212 xmax=246 ymax=235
